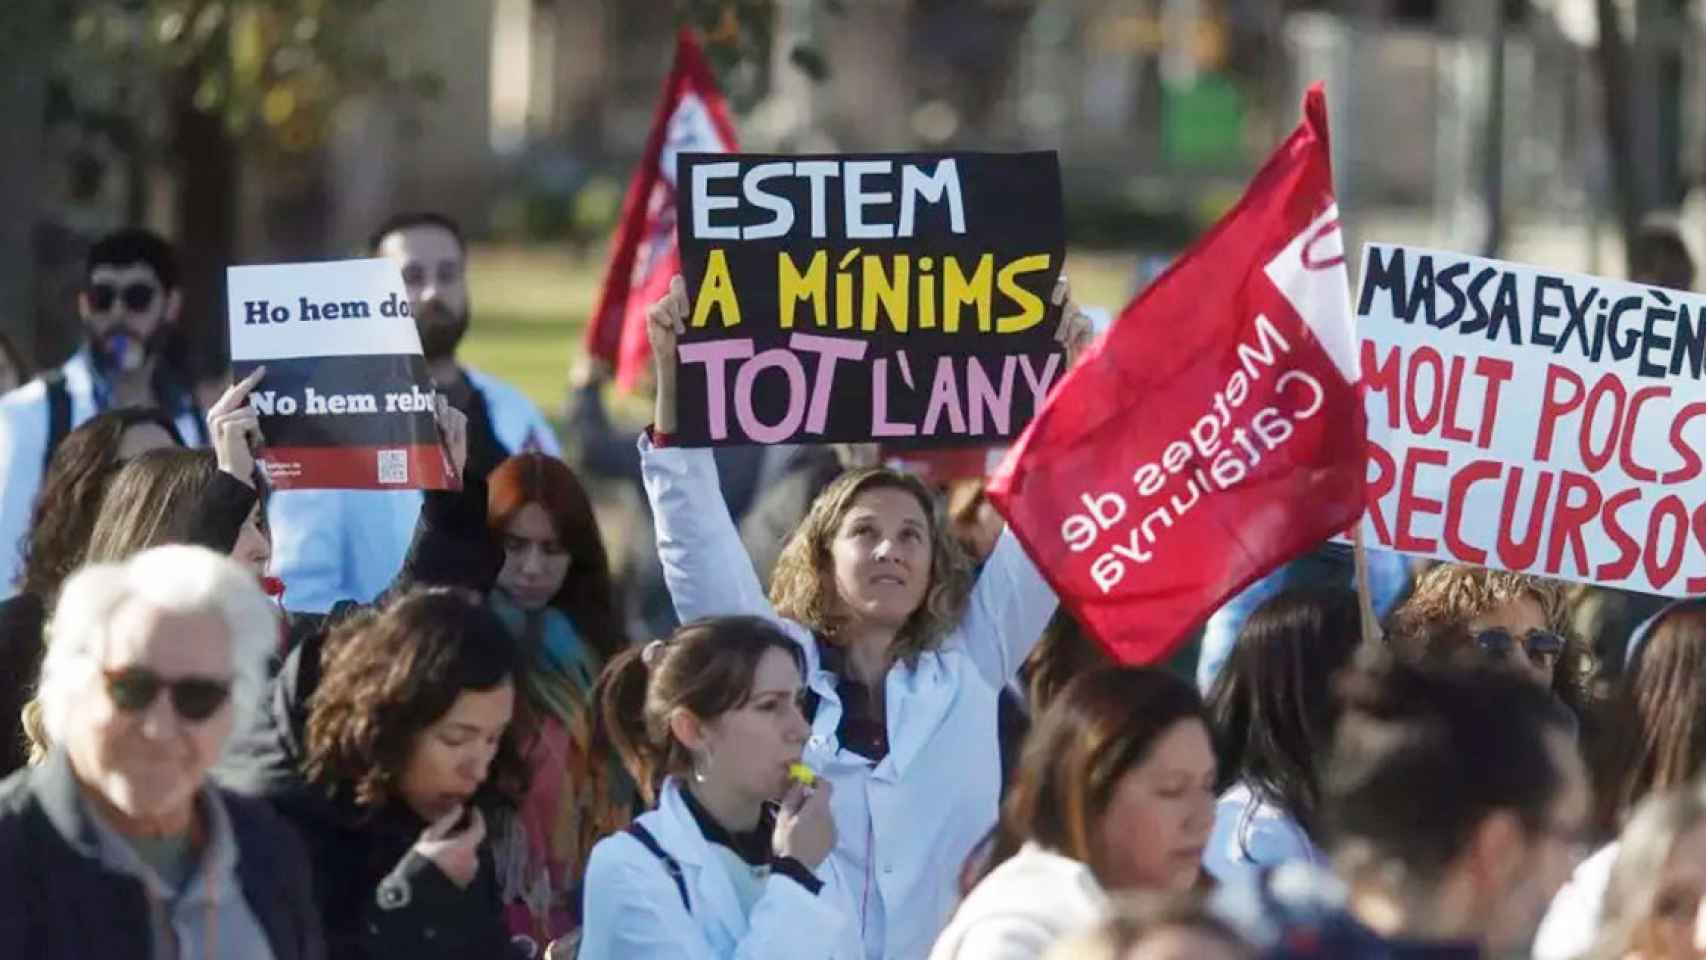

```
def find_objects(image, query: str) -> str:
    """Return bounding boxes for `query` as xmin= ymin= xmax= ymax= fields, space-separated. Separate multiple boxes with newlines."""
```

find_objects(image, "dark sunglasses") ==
xmin=87 ymin=282 xmax=158 ymax=313
xmin=1474 ymin=627 xmax=1565 ymax=666
xmin=103 ymin=667 xmax=232 ymax=722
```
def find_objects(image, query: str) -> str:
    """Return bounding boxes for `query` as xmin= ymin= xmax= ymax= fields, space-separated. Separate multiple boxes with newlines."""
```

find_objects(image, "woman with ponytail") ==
xmin=579 ymin=616 xmax=861 ymax=959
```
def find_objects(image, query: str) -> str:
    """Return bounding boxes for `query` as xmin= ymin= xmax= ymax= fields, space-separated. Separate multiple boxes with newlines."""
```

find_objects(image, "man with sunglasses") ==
xmin=0 ymin=545 xmax=323 ymax=958
xmin=0 ymin=228 xmax=208 ymax=599
xmin=265 ymin=211 xmax=559 ymax=613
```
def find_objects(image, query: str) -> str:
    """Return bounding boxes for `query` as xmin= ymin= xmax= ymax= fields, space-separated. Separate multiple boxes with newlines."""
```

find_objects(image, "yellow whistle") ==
xmin=788 ymin=763 xmax=818 ymax=787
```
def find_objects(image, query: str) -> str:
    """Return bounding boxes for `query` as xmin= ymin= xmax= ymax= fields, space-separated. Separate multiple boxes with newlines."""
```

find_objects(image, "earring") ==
xmin=693 ymin=747 xmax=716 ymax=784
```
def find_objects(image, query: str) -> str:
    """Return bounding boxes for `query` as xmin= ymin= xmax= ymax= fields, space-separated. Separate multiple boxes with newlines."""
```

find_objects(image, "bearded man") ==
xmin=266 ymin=212 xmax=559 ymax=612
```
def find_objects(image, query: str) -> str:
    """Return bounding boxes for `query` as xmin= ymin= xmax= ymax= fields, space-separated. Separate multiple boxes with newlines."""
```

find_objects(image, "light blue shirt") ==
xmin=266 ymin=366 xmax=559 ymax=611
xmin=1203 ymin=781 xmax=1326 ymax=887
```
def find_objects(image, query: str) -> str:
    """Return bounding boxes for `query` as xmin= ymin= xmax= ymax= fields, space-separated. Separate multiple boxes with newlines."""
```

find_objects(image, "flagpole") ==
xmin=1353 ymin=524 xmax=1383 ymax=646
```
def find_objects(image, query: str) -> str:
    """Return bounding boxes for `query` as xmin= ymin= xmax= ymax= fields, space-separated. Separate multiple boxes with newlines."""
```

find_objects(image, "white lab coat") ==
xmin=927 ymin=844 xmax=1108 ymax=960
xmin=578 ymin=778 xmax=863 ymax=960
xmin=642 ymin=438 xmax=1060 ymax=960
xmin=0 ymin=349 xmax=206 ymax=597
xmin=266 ymin=367 xmax=558 ymax=611
xmin=1532 ymin=841 xmax=1618 ymax=960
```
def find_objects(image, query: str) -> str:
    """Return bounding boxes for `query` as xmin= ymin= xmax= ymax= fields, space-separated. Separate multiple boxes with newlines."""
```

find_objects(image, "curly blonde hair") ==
xmin=767 ymin=467 xmax=973 ymax=664
xmin=1385 ymin=564 xmax=1596 ymax=708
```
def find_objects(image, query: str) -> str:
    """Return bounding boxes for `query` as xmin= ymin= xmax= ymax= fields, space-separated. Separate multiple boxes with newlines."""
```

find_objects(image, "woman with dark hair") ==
xmin=929 ymin=668 xmax=1216 ymax=960
xmin=220 ymin=588 xmax=530 ymax=959
xmin=0 ymin=408 xmax=185 ymax=776
xmin=579 ymin=615 xmax=858 ymax=959
xmin=1534 ymin=601 xmax=1706 ymax=960
xmin=642 ymin=276 xmax=1092 ymax=959
xmin=1202 ymin=587 xmax=1361 ymax=885
xmin=13 ymin=408 xmax=184 ymax=598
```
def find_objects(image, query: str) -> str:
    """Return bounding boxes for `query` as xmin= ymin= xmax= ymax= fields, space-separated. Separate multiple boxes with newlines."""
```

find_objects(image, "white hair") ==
xmin=38 ymin=545 xmax=277 ymax=747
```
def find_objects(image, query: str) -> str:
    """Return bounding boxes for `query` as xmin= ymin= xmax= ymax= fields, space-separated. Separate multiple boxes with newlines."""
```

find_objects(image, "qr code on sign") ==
xmin=377 ymin=449 xmax=409 ymax=485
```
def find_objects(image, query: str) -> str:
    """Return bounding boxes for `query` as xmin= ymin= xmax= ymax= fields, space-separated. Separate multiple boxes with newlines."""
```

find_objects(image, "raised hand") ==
xmin=648 ymin=275 xmax=690 ymax=434
xmin=1052 ymin=274 xmax=1094 ymax=369
xmin=434 ymin=394 xmax=469 ymax=479
xmin=208 ymin=366 xmax=267 ymax=487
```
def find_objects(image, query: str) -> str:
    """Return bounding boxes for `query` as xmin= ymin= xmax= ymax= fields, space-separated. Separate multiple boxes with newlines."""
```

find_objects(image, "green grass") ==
xmin=461 ymin=245 xmax=601 ymax=418
xmin=461 ymin=243 xmax=1144 ymax=419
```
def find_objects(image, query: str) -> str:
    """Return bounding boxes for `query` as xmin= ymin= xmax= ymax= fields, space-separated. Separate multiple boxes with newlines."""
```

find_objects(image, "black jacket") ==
xmin=0 ymin=748 xmax=324 ymax=959
xmin=216 ymin=627 xmax=518 ymax=960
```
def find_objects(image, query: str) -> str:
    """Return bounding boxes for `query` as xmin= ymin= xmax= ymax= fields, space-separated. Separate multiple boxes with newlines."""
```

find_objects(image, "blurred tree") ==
xmin=1596 ymin=0 xmax=1688 ymax=273
xmin=0 ymin=0 xmax=60 ymax=362
xmin=675 ymin=0 xmax=841 ymax=113
xmin=42 ymin=1 xmax=441 ymax=377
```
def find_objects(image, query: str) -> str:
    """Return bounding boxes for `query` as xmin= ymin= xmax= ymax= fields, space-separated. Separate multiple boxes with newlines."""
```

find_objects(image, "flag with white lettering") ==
xmin=986 ymin=86 xmax=1364 ymax=665
xmin=585 ymin=28 xmax=738 ymax=391
xmin=228 ymin=259 xmax=455 ymax=491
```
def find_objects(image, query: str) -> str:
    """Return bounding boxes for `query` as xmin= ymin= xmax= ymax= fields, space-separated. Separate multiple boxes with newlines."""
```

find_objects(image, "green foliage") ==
xmin=50 ymin=1 xmax=440 ymax=155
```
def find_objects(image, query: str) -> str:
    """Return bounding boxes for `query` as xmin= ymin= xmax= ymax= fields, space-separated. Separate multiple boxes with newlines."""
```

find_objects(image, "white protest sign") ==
xmin=226 ymin=259 xmax=453 ymax=491
xmin=1356 ymin=243 xmax=1706 ymax=595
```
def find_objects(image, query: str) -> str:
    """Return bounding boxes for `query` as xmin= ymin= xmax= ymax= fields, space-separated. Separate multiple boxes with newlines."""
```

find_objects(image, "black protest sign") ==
xmin=673 ymin=151 xmax=1066 ymax=447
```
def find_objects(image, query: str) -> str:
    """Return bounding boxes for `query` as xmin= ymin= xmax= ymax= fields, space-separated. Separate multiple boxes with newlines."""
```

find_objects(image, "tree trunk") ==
xmin=1595 ymin=0 xmax=1644 ymax=261
xmin=169 ymin=66 xmax=241 ymax=384
xmin=0 ymin=15 xmax=50 ymax=365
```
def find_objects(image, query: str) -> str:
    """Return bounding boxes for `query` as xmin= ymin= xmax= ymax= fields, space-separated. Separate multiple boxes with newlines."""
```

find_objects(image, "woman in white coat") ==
xmin=640 ymin=276 xmax=1092 ymax=960
xmin=579 ymin=615 xmax=861 ymax=959
xmin=930 ymin=668 xmax=1217 ymax=960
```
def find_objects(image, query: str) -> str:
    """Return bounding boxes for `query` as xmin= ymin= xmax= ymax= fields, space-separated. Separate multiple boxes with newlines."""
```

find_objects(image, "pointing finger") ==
xmin=237 ymin=365 xmax=267 ymax=393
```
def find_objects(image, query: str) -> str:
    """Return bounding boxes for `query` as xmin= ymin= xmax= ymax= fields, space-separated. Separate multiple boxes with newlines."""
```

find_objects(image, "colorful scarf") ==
xmin=488 ymin=590 xmax=632 ymax=942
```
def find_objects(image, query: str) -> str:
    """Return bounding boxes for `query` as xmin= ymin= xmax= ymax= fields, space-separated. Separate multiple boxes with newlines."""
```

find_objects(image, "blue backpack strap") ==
xmin=41 ymin=369 xmax=70 ymax=472
xmin=625 ymin=822 xmax=691 ymax=913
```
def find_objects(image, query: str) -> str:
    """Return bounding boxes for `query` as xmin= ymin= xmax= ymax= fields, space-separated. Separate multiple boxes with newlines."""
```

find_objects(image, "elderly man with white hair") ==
xmin=0 ymin=545 xmax=324 ymax=959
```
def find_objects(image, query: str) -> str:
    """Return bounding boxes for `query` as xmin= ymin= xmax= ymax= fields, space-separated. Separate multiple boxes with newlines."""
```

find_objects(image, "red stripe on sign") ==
xmin=261 ymin=444 xmax=458 ymax=491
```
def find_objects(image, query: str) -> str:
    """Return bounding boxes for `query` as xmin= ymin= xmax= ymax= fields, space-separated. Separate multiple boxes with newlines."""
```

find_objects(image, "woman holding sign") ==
xmin=640 ymin=274 xmax=1091 ymax=959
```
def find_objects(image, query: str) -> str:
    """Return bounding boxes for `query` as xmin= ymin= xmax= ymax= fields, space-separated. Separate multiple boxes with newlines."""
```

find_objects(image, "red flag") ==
xmin=585 ymin=29 xmax=738 ymax=390
xmin=986 ymin=86 xmax=1363 ymax=665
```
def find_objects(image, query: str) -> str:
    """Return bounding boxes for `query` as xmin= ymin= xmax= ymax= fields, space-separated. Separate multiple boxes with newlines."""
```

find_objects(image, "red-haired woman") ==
xmin=479 ymin=452 xmax=632 ymax=947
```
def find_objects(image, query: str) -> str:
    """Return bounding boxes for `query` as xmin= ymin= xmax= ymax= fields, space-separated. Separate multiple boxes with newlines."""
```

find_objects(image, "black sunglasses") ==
xmin=103 ymin=667 xmax=232 ymax=722
xmin=87 ymin=282 xmax=158 ymax=313
xmin=1474 ymin=627 xmax=1565 ymax=666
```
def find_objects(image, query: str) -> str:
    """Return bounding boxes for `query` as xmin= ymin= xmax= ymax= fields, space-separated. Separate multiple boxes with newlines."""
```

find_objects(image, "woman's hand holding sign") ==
xmin=1053 ymin=274 xmax=1094 ymax=370
xmin=209 ymin=366 xmax=267 ymax=487
xmin=434 ymin=395 xmax=470 ymax=480
xmin=648 ymin=275 xmax=690 ymax=436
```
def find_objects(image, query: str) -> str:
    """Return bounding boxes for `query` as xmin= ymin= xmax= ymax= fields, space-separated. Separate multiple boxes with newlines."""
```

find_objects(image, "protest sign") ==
xmin=986 ymin=86 xmax=1364 ymax=665
xmin=586 ymin=28 xmax=737 ymax=391
xmin=1357 ymin=244 xmax=1706 ymax=595
xmin=227 ymin=258 xmax=455 ymax=491
xmin=671 ymin=151 xmax=1066 ymax=447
